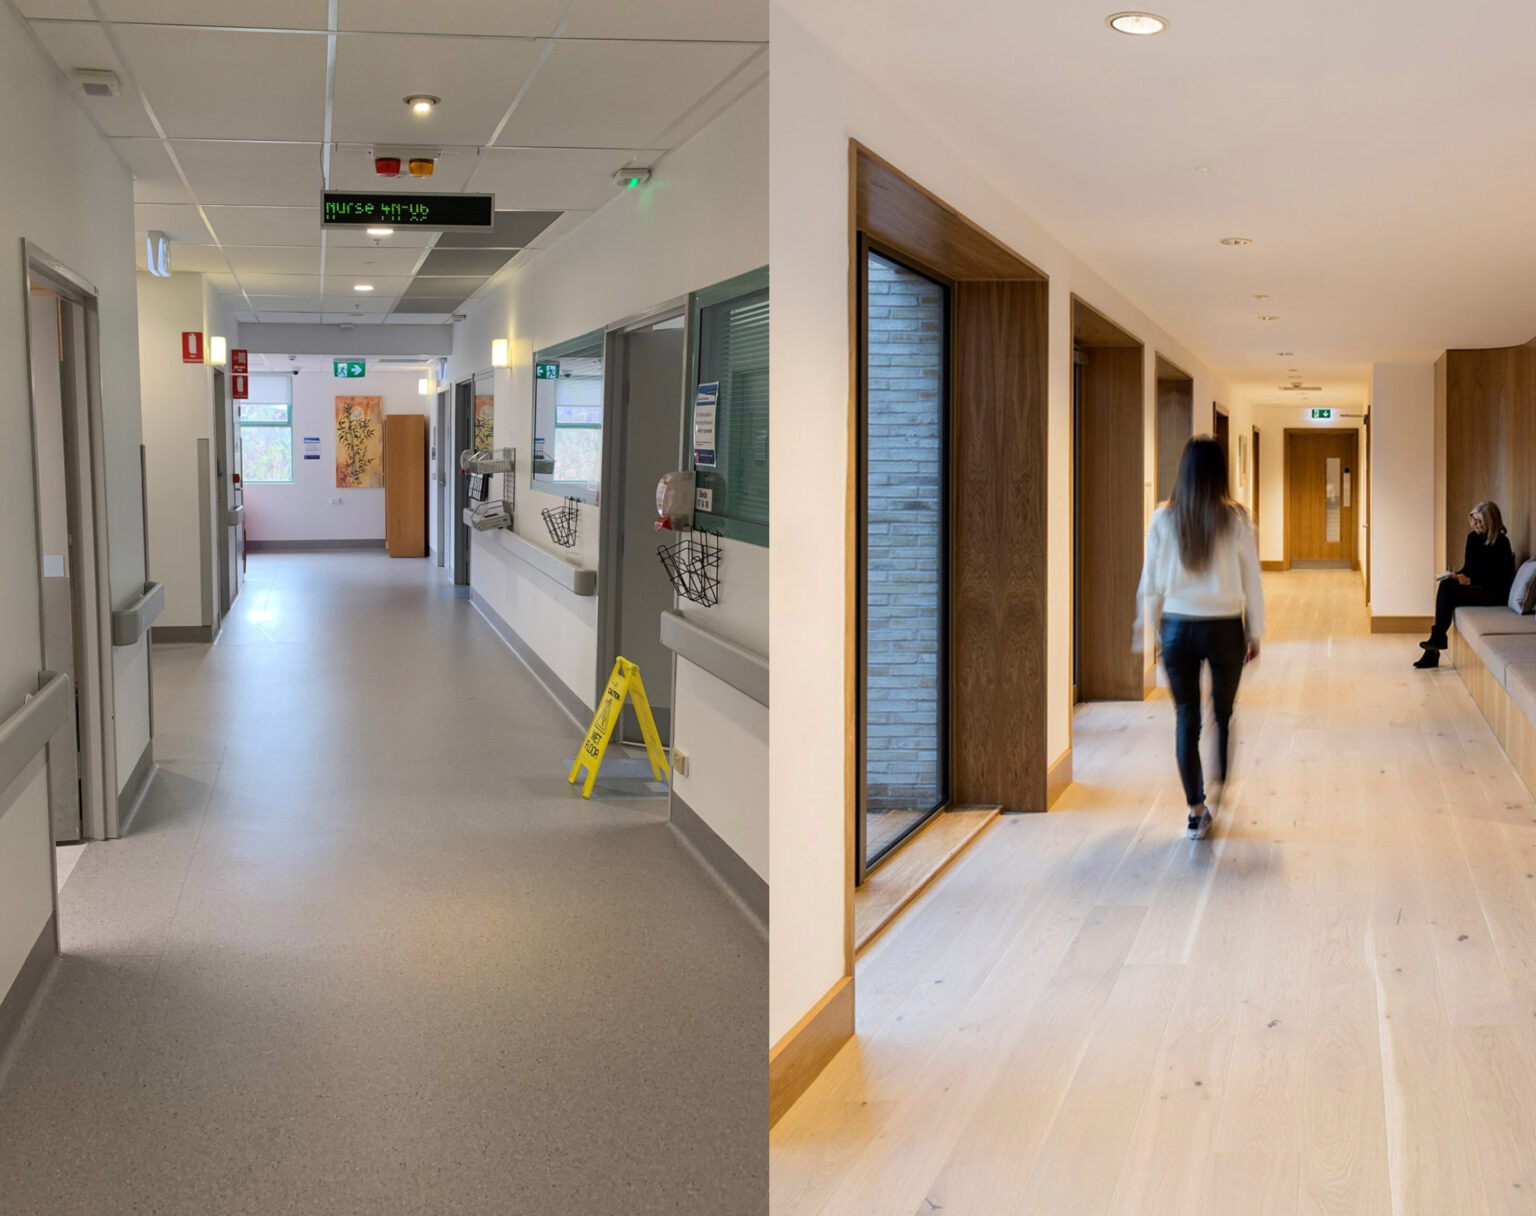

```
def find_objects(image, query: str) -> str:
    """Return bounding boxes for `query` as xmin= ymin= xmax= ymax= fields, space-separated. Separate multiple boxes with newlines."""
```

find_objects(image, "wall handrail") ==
xmin=0 ymin=671 xmax=72 ymax=816
xmin=490 ymin=527 xmax=597 ymax=597
xmin=660 ymin=610 xmax=768 ymax=706
xmin=111 ymin=581 xmax=165 ymax=647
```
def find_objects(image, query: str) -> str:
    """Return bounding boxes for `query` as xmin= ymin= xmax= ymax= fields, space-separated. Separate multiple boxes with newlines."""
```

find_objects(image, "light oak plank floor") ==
xmin=772 ymin=570 xmax=1536 ymax=1216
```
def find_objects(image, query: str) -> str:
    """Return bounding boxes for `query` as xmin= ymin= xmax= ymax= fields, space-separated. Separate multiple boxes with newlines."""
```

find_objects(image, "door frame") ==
xmin=434 ymin=388 xmax=448 ymax=567
xmin=1282 ymin=425 xmax=1360 ymax=571
xmin=21 ymin=240 xmax=120 ymax=845
xmin=595 ymin=296 xmax=688 ymax=714
xmin=452 ymin=377 xmax=473 ymax=586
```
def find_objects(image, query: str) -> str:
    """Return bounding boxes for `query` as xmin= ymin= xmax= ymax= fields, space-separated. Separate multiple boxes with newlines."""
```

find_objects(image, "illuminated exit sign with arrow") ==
xmin=334 ymin=360 xmax=366 ymax=378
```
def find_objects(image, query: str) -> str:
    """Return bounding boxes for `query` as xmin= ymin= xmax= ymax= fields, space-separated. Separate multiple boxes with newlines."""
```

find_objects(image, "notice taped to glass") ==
xmin=693 ymin=382 xmax=719 ymax=470
xmin=321 ymin=192 xmax=495 ymax=231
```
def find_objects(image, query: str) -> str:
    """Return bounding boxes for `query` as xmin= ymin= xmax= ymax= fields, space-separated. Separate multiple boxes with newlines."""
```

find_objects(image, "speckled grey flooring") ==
xmin=0 ymin=554 xmax=765 ymax=1215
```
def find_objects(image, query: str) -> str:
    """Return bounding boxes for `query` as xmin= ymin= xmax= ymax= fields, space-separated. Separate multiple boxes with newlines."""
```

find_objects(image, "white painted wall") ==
xmin=450 ymin=80 xmax=768 ymax=879
xmin=1253 ymin=405 xmax=1370 ymax=578
xmin=1 ymin=4 xmax=148 ymax=1001
xmin=1369 ymin=364 xmax=1438 ymax=617
xmin=769 ymin=7 xmax=1259 ymax=1045
xmin=242 ymin=366 xmax=431 ymax=542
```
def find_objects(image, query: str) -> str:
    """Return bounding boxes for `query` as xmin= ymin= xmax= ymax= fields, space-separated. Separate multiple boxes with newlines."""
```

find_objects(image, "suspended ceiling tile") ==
xmin=247 ymin=295 xmax=323 ymax=310
xmin=203 ymin=272 xmax=238 ymax=291
xmin=563 ymin=0 xmax=767 ymax=41
xmin=324 ymin=225 xmax=439 ymax=249
xmin=159 ymin=244 xmax=230 ymax=273
xmin=222 ymin=246 xmax=324 ymax=276
xmin=391 ymin=297 xmax=467 ymax=314
xmin=474 ymin=148 xmax=660 ymax=211
xmin=382 ymin=313 xmax=454 ymax=325
xmin=115 ymin=27 xmax=327 ymax=141
xmin=172 ymin=141 xmax=322 ymax=206
xmin=18 ymin=1 xmax=93 ymax=17
xmin=118 ymin=138 xmax=193 ymax=204
xmin=399 ymin=275 xmax=483 ymax=299
xmin=241 ymin=273 xmax=326 ymax=294
xmin=336 ymin=0 xmax=566 ymax=37
xmin=29 ymin=21 xmax=157 ymax=137
xmin=323 ymin=273 xmax=414 ymax=294
xmin=332 ymin=33 xmax=543 ymax=146
xmin=494 ymin=41 xmax=757 ymax=149
xmin=521 ymin=209 xmax=592 ymax=249
xmin=99 ymin=0 xmax=328 ymax=27
xmin=434 ymin=210 xmax=561 ymax=249
xmin=327 ymin=145 xmax=478 ymax=193
xmin=322 ymin=245 xmax=424 ymax=276
xmin=134 ymin=202 xmax=208 ymax=243
xmin=320 ymin=296 xmax=397 ymax=314
xmin=253 ymin=310 xmax=325 ymax=324
xmin=415 ymin=248 xmax=516 ymax=278
xmin=202 ymin=205 xmax=323 ymax=247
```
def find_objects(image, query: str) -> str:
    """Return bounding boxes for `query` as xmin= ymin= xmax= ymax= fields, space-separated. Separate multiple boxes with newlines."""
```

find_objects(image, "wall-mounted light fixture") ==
xmin=418 ymin=377 xmax=432 ymax=396
xmin=491 ymin=338 xmax=509 ymax=368
xmin=209 ymin=335 xmax=227 ymax=366
xmin=145 ymin=230 xmax=171 ymax=277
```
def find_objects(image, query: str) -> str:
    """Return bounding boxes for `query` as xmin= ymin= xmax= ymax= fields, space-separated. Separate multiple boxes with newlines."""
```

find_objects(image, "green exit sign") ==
xmin=535 ymin=361 xmax=560 ymax=380
xmin=334 ymin=360 xmax=366 ymax=378
xmin=1310 ymin=408 xmax=1333 ymax=419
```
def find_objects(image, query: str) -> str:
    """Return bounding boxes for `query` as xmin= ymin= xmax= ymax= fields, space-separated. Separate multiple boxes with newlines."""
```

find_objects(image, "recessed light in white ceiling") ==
xmin=404 ymin=94 xmax=440 ymax=116
xmin=1278 ymin=351 xmax=1295 ymax=357
xmin=366 ymin=227 xmax=394 ymax=237
xmin=1258 ymin=314 xmax=1281 ymax=321
xmin=1253 ymin=294 xmax=1269 ymax=300
xmin=1106 ymin=11 xmax=1168 ymax=35
xmin=353 ymin=284 xmax=374 ymax=292
xmin=1220 ymin=237 xmax=1253 ymax=247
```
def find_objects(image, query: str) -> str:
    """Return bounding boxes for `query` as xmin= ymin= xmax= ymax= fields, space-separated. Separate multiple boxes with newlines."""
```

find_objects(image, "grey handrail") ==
xmin=660 ymin=610 xmax=768 ymax=706
xmin=111 ymin=581 xmax=165 ymax=646
xmin=0 ymin=671 xmax=72 ymax=817
xmin=490 ymin=528 xmax=597 ymax=597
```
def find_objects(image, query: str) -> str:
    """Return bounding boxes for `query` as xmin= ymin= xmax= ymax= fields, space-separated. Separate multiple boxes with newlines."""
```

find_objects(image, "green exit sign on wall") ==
xmin=334 ymin=360 xmax=366 ymax=378
xmin=535 ymin=361 xmax=560 ymax=380
xmin=1310 ymin=407 xmax=1333 ymax=419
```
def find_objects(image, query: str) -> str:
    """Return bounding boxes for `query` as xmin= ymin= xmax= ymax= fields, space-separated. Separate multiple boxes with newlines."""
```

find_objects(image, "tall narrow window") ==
xmin=239 ymin=374 xmax=293 ymax=483
xmin=859 ymin=248 xmax=948 ymax=878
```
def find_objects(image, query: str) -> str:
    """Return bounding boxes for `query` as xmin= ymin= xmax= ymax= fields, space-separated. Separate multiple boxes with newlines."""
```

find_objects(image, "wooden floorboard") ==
xmin=772 ymin=570 xmax=1536 ymax=1216
xmin=854 ymin=807 xmax=1001 ymax=952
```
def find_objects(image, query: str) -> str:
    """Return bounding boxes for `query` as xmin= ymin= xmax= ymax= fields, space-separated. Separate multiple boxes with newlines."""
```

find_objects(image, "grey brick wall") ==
xmin=865 ymin=254 xmax=944 ymax=815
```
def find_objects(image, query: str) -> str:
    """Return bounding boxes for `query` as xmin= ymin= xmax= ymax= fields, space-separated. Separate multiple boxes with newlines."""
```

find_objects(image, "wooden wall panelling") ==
xmin=1077 ymin=343 xmax=1145 ymax=701
xmin=1155 ymin=377 xmax=1193 ymax=503
xmin=384 ymin=414 xmax=427 ymax=557
xmin=1444 ymin=345 xmax=1523 ymax=562
xmin=950 ymin=279 xmax=1049 ymax=811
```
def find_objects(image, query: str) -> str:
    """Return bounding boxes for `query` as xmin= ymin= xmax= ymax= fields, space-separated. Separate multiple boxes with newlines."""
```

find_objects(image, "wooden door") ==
xmin=1286 ymin=429 xmax=1358 ymax=567
xmin=1252 ymin=428 xmax=1261 ymax=531
xmin=385 ymin=414 xmax=426 ymax=557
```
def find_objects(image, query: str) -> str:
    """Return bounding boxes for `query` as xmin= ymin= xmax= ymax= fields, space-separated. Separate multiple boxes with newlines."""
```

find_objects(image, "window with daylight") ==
xmin=239 ymin=374 xmax=294 ymax=483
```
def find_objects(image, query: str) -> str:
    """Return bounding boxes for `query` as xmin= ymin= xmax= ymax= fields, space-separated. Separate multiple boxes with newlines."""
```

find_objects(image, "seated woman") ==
xmin=1415 ymin=500 xmax=1515 ymax=668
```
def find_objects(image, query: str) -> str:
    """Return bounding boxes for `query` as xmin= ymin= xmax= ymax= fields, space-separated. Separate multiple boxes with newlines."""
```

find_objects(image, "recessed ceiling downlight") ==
xmin=353 ymin=284 xmax=374 ymax=293
xmin=404 ymin=94 xmax=439 ymax=115
xmin=1107 ymin=11 xmax=1168 ymax=34
xmin=366 ymin=227 xmax=394 ymax=237
xmin=1220 ymin=236 xmax=1253 ymax=247
xmin=1258 ymin=315 xmax=1281 ymax=321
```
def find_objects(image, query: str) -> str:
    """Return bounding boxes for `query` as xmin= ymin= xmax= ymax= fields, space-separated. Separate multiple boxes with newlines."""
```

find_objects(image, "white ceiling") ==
xmin=779 ymin=0 xmax=1536 ymax=409
xmin=19 ymin=0 xmax=766 ymax=326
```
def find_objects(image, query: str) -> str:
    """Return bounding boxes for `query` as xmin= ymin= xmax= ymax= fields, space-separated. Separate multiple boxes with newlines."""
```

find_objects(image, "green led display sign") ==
xmin=535 ymin=362 xmax=560 ymax=380
xmin=334 ymin=360 xmax=366 ymax=378
xmin=1310 ymin=408 xmax=1333 ymax=419
xmin=321 ymin=192 xmax=494 ymax=231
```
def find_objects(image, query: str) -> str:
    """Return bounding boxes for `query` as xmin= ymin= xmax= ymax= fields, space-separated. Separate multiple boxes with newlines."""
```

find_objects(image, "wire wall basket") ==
xmin=540 ymin=496 xmax=581 ymax=549
xmin=462 ymin=447 xmax=515 ymax=531
xmin=657 ymin=529 xmax=722 ymax=607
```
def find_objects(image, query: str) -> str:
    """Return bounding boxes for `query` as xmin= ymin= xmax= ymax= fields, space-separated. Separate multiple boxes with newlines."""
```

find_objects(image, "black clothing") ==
xmin=1433 ymin=578 xmax=1504 ymax=634
xmin=1458 ymin=531 xmax=1515 ymax=601
xmin=1160 ymin=615 xmax=1247 ymax=808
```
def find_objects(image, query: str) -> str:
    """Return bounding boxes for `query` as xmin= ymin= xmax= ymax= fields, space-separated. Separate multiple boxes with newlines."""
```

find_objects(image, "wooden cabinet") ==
xmin=384 ymin=414 xmax=427 ymax=558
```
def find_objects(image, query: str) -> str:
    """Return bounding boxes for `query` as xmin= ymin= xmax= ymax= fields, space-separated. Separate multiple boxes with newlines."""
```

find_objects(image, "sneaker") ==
xmin=1413 ymin=650 xmax=1439 ymax=669
xmin=1186 ymin=806 xmax=1213 ymax=840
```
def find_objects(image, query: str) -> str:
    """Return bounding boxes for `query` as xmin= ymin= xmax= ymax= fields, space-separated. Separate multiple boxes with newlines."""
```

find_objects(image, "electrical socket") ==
xmin=671 ymin=749 xmax=689 ymax=777
xmin=329 ymin=497 xmax=341 ymax=505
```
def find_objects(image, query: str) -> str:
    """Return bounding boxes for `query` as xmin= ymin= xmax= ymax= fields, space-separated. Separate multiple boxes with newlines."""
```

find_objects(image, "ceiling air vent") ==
xmin=1278 ymin=383 xmax=1323 ymax=392
xmin=72 ymin=69 xmax=121 ymax=98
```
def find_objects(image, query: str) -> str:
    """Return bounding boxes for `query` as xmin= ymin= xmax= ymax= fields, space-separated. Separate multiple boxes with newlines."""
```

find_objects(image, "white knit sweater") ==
xmin=1133 ymin=505 xmax=1265 ymax=643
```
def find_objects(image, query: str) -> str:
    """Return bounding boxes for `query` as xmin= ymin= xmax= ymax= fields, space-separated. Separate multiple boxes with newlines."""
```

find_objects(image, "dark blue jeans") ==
xmin=1160 ymin=615 xmax=1247 ymax=809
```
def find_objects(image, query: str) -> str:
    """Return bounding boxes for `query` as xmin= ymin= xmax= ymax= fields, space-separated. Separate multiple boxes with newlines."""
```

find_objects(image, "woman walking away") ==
xmin=1414 ymin=501 xmax=1514 ymax=669
xmin=1134 ymin=436 xmax=1265 ymax=840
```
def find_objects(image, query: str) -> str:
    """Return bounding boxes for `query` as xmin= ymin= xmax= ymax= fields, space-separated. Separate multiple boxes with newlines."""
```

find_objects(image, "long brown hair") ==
xmin=1169 ymin=436 xmax=1238 ymax=572
xmin=1473 ymin=501 xmax=1506 ymax=545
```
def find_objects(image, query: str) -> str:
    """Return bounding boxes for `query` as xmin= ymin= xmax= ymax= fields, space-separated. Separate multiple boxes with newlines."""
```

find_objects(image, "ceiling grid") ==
xmin=22 ymin=0 xmax=766 ymax=326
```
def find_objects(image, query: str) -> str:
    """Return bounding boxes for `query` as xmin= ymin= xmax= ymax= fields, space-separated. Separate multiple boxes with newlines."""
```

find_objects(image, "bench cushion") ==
xmin=1477 ymin=634 xmax=1536 ymax=685
xmin=1455 ymin=605 xmax=1536 ymax=644
xmin=1506 ymin=664 xmax=1536 ymax=725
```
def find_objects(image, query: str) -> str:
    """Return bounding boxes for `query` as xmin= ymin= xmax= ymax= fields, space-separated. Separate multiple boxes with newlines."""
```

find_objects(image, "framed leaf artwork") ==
xmin=336 ymin=396 xmax=384 ymax=488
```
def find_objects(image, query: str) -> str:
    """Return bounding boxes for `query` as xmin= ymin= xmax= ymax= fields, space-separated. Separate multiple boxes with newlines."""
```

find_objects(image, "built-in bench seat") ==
xmin=1451 ymin=604 xmax=1536 ymax=792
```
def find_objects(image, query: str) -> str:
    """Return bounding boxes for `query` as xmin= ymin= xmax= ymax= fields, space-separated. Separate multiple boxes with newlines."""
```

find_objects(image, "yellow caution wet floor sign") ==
xmin=569 ymin=656 xmax=670 ymax=798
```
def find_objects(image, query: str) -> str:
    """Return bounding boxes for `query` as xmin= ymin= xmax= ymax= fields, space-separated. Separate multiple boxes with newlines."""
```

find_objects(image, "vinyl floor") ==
xmin=0 ymin=553 xmax=765 ymax=1216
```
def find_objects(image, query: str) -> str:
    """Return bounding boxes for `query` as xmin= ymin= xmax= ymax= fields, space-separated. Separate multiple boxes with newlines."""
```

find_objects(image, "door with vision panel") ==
xmin=1286 ymin=429 xmax=1358 ymax=567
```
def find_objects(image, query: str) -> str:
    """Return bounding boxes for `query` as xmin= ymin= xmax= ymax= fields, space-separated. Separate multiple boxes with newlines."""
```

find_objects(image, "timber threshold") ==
xmin=855 ymin=806 xmax=1000 ymax=953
